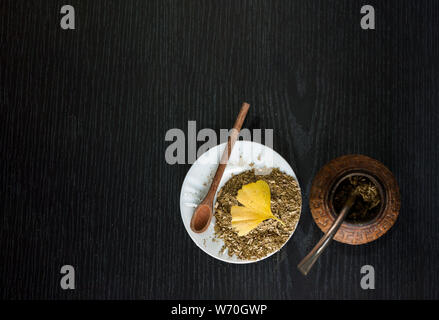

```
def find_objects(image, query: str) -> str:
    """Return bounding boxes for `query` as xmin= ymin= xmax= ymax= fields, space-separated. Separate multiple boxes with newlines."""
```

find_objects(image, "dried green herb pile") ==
xmin=214 ymin=168 xmax=301 ymax=260
xmin=333 ymin=175 xmax=381 ymax=222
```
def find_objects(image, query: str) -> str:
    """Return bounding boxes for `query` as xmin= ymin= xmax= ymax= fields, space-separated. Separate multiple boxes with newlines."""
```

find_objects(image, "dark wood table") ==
xmin=1 ymin=0 xmax=438 ymax=299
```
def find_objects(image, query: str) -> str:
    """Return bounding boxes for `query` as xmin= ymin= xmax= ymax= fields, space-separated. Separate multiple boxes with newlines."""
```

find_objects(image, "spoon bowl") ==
xmin=190 ymin=204 xmax=212 ymax=233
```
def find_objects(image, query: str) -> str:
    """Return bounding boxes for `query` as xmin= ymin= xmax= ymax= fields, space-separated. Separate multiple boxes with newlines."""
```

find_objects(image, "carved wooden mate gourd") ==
xmin=298 ymin=154 xmax=401 ymax=275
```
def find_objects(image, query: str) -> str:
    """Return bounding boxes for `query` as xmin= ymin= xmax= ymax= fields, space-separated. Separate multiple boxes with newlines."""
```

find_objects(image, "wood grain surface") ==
xmin=1 ymin=0 xmax=438 ymax=299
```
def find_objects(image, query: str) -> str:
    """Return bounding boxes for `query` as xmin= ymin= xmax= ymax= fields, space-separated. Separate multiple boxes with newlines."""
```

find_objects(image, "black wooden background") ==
xmin=1 ymin=0 xmax=438 ymax=299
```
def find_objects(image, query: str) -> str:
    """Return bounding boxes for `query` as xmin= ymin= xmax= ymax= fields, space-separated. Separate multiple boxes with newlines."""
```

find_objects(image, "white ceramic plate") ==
xmin=179 ymin=141 xmax=301 ymax=263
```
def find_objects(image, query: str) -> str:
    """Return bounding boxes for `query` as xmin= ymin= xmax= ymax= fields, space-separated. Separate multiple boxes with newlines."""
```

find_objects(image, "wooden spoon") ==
xmin=190 ymin=102 xmax=250 ymax=233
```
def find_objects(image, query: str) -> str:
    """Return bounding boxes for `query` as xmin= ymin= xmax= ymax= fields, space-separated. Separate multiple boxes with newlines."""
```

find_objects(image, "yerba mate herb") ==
xmin=214 ymin=168 xmax=301 ymax=260
xmin=333 ymin=175 xmax=381 ymax=222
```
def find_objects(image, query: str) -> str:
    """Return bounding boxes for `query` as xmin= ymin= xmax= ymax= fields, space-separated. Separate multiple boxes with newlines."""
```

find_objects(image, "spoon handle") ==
xmin=297 ymin=193 xmax=357 ymax=276
xmin=203 ymin=102 xmax=250 ymax=203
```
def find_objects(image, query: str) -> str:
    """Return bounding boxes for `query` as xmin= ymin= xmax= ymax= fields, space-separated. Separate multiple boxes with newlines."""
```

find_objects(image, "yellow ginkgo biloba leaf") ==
xmin=231 ymin=180 xmax=283 ymax=236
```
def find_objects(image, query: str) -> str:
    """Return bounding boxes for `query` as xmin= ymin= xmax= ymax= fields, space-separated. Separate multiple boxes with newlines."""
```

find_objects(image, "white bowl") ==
xmin=179 ymin=141 xmax=301 ymax=263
